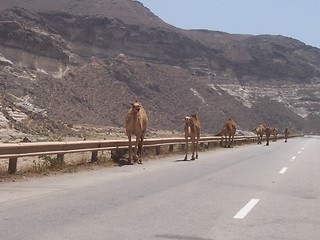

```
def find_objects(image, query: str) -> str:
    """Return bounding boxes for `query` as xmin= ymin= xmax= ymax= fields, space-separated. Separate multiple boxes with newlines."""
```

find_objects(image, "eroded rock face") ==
xmin=0 ymin=8 xmax=70 ymax=63
xmin=0 ymin=1 xmax=320 ymax=138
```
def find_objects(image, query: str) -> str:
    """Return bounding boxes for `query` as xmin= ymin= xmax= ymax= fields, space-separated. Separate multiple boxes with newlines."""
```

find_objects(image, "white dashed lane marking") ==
xmin=234 ymin=199 xmax=260 ymax=219
xmin=234 ymin=146 xmax=306 ymax=220
xmin=234 ymin=147 xmax=305 ymax=220
xmin=279 ymin=167 xmax=288 ymax=174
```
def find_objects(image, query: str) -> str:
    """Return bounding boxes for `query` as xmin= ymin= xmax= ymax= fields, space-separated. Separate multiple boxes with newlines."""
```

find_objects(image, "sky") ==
xmin=138 ymin=0 xmax=320 ymax=49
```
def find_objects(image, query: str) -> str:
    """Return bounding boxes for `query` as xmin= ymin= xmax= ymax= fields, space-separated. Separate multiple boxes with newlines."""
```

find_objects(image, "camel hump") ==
xmin=226 ymin=118 xmax=237 ymax=129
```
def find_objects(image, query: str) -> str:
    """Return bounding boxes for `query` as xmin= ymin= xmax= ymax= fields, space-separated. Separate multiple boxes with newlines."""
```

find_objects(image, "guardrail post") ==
xmin=169 ymin=144 xmax=174 ymax=152
xmin=8 ymin=157 xmax=18 ymax=174
xmin=180 ymin=144 xmax=185 ymax=151
xmin=91 ymin=150 xmax=98 ymax=162
xmin=155 ymin=146 xmax=161 ymax=155
xmin=57 ymin=153 xmax=64 ymax=162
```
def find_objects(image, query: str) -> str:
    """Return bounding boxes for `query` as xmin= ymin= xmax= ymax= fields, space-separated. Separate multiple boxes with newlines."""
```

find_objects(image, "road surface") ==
xmin=1 ymin=136 xmax=319 ymax=240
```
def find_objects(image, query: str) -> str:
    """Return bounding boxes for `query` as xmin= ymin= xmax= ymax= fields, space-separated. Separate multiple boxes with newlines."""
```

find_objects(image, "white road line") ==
xmin=298 ymin=151 xmax=301 ymax=154
xmin=279 ymin=167 xmax=288 ymax=174
xmin=301 ymin=147 xmax=305 ymax=150
xmin=233 ymin=199 xmax=260 ymax=219
xmin=290 ymin=156 xmax=296 ymax=161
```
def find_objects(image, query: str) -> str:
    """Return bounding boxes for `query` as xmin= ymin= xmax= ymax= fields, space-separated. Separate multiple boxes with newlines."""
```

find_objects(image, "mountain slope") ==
xmin=0 ymin=0 xmax=320 ymax=139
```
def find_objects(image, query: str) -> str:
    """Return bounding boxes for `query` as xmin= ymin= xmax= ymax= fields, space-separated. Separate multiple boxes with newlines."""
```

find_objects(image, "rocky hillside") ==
xmin=0 ymin=0 xmax=320 ymax=141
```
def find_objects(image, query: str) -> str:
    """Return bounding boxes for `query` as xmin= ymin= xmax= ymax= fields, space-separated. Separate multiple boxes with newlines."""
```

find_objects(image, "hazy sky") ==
xmin=138 ymin=0 xmax=319 ymax=49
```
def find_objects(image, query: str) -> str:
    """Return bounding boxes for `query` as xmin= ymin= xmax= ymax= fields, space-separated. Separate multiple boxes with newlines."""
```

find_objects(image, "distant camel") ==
xmin=125 ymin=101 xmax=148 ymax=164
xmin=284 ymin=128 xmax=290 ymax=143
xmin=252 ymin=124 xmax=265 ymax=144
xmin=264 ymin=125 xmax=273 ymax=146
xmin=184 ymin=114 xmax=201 ymax=160
xmin=272 ymin=127 xmax=279 ymax=142
xmin=218 ymin=118 xmax=237 ymax=148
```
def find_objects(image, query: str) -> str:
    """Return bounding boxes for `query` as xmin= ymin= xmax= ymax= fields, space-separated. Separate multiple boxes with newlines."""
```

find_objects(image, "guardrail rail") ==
xmin=0 ymin=134 xmax=298 ymax=174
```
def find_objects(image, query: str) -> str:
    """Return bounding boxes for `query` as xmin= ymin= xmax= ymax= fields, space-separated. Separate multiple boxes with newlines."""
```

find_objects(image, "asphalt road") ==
xmin=1 ymin=136 xmax=319 ymax=240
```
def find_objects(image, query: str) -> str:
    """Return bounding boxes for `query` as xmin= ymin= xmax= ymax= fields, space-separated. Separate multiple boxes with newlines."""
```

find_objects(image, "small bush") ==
xmin=39 ymin=155 xmax=65 ymax=170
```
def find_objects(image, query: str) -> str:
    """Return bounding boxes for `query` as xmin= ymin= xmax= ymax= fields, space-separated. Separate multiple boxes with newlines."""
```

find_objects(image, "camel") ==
xmin=264 ymin=125 xmax=273 ymax=146
xmin=218 ymin=118 xmax=237 ymax=148
xmin=284 ymin=128 xmax=290 ymax=142
xmin=252 ymin=124 xmax=265 ymax=144
xmin=272 ymin=127 xmax=279 ymax=142
xmin=184 ymin=114 xmax=201 ymax=160
xmin=125 ymin=101 xmax=148 ymax=164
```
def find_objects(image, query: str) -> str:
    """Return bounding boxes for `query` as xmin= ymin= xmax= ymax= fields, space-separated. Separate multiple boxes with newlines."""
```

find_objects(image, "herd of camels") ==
xmin=125 ymin=101 xmax=291 ymax=164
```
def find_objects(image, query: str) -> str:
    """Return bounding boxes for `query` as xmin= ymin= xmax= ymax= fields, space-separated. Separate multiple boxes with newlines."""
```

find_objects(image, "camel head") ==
xmin=184 ymin=115 xmax=192 ymax=125
xmin=184 ymin=114 xmax=197 ymax=126
xmin=130 ymin=101 xmax=142 ymax=114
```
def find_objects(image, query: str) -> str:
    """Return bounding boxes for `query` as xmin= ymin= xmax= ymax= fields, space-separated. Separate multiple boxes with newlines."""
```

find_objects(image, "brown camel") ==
xmin=264 ymin=125 xmax=273 ymax=146
xmin=184 ymin=114 xmax=201 ymax=160
xmin=284 ymin=128 xmax=290 ymax=142
xmin=125 ymin=101 xmax=148 ymax=164
xmin=272 ymin=127 xmax=279 ymax=142
xmin=252 ymin=124 xmax=265 ymax=144
xmin=218 ymin=118 xmax=237 ymax=148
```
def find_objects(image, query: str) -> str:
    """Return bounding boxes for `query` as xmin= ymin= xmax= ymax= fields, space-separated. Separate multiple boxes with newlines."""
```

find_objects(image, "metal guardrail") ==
xmin=1 ymin=134 xmax=300 ymax=174
xmin=0 ymin=136 xmax=257 ymax=158
xmin=0 ymin=135 xmax=258 ymax=174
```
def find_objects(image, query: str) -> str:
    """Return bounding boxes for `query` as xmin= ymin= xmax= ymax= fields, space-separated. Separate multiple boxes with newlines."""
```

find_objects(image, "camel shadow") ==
xmin=174 ymin=158 xmax=196 ymax=163
xmin=114 ymin=158 xmax=136 ymax=167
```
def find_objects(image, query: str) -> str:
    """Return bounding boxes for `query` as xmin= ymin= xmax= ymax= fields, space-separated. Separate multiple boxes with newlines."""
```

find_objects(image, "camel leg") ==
xmin=195 ymin=135 xmax=199 ymax=159
xmin=137 ymin=134 xmax=144 ymax=164
xmin=227 ymin=134 xmax=231 ymax=148
xmin=223 ymin=134 xmax=227 ymax=148
xmin=133 ymin=135 xmax=139 ymax=162
xmin=266 ymin=136 xmax=269 ymax=146
xmin=184 ymin=137 xmax=188 ymax=160
xmin=191 ymin=136 xmax=195 ymax=160
xmin=231 ymin=134 xmax=234 ymax=148
xmin=127 ymin=133 xmax=132 ymax=164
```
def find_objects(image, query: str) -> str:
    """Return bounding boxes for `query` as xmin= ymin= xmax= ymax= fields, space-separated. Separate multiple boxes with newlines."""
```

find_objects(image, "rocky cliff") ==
xmin=0 ymin=0 xmax=320 ymax=141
